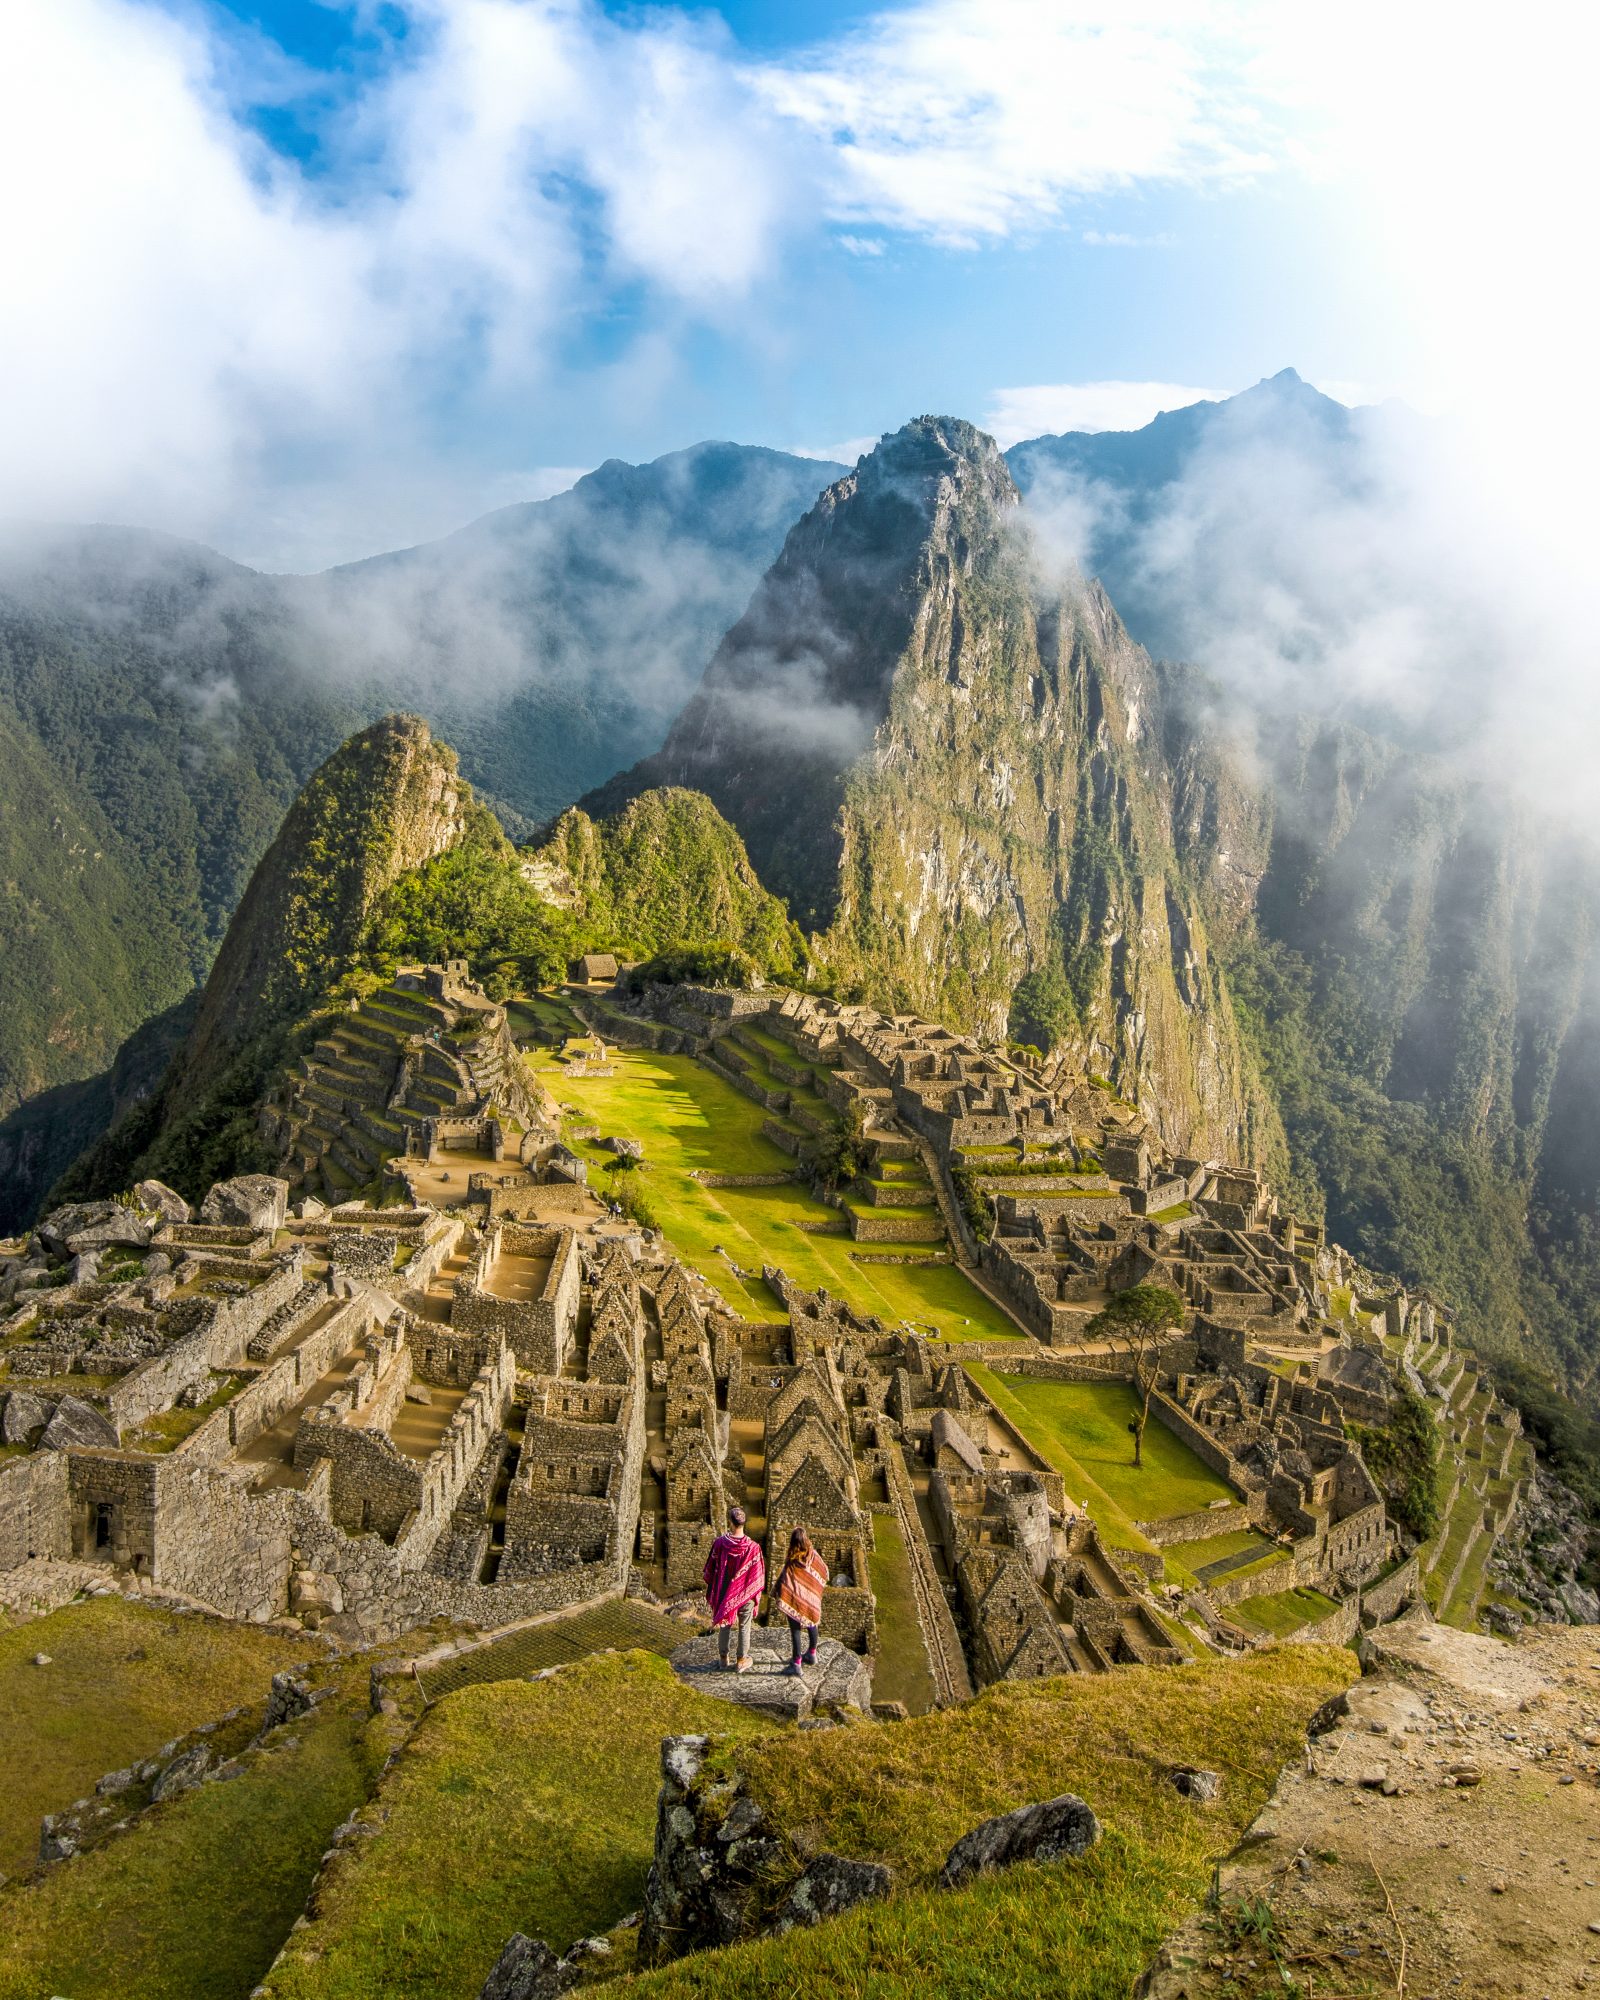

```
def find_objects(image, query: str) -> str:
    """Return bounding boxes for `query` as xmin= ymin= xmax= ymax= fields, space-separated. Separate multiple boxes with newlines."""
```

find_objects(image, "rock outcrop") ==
xmin=589 ymin=418 xmax=1274 ymax=1162
xmin=938 ymin=1792 xmax=1101 ymax=1888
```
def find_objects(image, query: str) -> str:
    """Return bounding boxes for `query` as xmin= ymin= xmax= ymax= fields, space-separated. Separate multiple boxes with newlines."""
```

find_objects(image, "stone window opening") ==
xmin=94 ymin=1501 xmax=114 ymax=1551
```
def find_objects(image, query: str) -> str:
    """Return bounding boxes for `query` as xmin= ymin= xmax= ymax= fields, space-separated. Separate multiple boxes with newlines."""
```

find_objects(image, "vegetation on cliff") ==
xmin=50 ymin=746 xmax=804 ymax=1208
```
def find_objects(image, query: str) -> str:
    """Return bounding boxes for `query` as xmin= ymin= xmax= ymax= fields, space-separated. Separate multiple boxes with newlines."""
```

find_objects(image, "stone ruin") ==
xmin=0 ymin=977 xmax=1523 ymax=1688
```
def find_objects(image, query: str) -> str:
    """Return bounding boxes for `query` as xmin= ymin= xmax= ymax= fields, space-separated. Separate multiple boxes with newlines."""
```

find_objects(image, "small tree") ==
xmin=1084 ymin=1284 xmax=1186 ymax=1467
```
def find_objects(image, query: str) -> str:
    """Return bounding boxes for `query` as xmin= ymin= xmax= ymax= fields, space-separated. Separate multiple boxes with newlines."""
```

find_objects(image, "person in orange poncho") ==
xmin=703 ymin=1506 xmax=764 ymax=1673
xmin=773 ymin=1526 xmax=829 ymax=1677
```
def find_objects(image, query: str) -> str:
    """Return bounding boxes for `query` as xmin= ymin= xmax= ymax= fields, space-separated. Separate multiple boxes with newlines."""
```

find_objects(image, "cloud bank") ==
xmin=1 ymin=0 xmax=1289 ymax=565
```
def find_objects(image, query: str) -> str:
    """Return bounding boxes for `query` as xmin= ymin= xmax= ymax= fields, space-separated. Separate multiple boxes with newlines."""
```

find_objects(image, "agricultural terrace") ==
xmin=524 ymin=1034 xmax=1023 ymax=1343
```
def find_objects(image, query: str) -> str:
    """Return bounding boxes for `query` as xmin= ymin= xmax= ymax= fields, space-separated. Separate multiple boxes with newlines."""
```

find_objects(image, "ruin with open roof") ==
xmin=0 ymin=966 xmax=1529 ymax=1701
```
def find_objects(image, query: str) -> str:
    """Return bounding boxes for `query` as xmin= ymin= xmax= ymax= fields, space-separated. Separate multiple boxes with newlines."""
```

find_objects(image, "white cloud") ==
xmin=761 ymin=0 xmax=1276 ymax=244
xmin=984 ymin=381 xmax=1231 ymax=446
xmin=0 ymin=0 xmax=1292 ymax=562
xmin=1081 ymin=228 xmax=1174 ymax=247
xmin=786 ymin=437 xmax=878 ymax=467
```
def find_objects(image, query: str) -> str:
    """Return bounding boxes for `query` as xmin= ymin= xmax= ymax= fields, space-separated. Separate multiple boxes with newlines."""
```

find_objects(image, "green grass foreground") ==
xmin=534 ymin=1043 xmax=1023 ymax=1341
xmin=0 ymin=1658 xmax=398 ymax=2000
xmin=620 ymin=1644 xmax=1356 ymax=1999
xmin=0 ymin=1594 xmax=311 ymax=1877
xmin=260 ymin=1651 xmax=773 ymax=2000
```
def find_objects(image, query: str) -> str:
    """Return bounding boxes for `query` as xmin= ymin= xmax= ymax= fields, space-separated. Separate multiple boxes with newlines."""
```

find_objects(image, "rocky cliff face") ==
xmin=178 ymin=714 xmax=468 ymax=1093
xmin=591 ymin=419 xmax=1277 ymax=1162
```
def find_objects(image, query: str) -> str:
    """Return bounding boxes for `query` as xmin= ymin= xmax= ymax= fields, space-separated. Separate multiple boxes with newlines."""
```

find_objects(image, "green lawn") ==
xmin=1233 ymin=1588 xmax=1341 ymax=1637
xmin=866 ymin=1514 xmax=941 ymax=1716
xmin=1164 ymin=1527 xmax=1287 ymax=1582
xmin=970 ymin=1371 xmax=1236 ymax=1550
xmin=536 ymin=1045 xmax=1024 ymax=1341
xmin=621 ymin=1646 xmax=1356 ymax=2000
xmin=0 ymin=1595 xmax=311 ymax=1878
xmin=262 ymin=1652 xmax=772 ymax=2000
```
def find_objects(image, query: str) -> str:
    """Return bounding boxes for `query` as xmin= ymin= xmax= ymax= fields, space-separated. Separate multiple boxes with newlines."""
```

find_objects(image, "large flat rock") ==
xmin=670 ymin=1626 xmax=871 ymax=1720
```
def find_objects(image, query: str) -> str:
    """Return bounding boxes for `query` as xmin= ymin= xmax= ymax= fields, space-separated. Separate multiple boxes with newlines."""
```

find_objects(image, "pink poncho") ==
xmin=703 ymin=1531 xmax=765 ymax=1627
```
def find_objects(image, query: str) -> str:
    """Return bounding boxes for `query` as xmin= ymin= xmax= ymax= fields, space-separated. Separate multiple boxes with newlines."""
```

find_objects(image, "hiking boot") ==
xmin=781 ymin=1661 xmax=803 ymax=1678
xmin=802 ymin=1649 xmax=818 ymax=1666
xmin=735 ymin=1657 xmax=753 ymax=1674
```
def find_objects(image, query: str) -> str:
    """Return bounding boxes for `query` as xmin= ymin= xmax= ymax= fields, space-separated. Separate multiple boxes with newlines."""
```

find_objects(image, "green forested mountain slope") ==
xmin=0 ymin=694 xmax=191 ymax=1111
xmin=54 ymin=737 xmax=801 ymax=1209
xmin=0 ymin=443 xmax=836 ymax=1190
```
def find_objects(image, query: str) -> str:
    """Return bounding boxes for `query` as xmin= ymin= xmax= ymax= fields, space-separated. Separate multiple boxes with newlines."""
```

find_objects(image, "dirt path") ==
xmin=1140 ymin=1612 xmax=1600 ymax=1999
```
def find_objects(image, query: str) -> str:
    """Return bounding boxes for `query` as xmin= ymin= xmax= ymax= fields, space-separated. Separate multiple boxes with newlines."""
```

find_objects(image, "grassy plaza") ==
xmin=529 ymin=1038 xmax=1024 ymax=1342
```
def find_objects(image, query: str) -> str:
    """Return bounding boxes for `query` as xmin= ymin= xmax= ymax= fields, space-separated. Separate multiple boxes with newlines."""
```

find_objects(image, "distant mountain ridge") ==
xmin=0 ymin=439 xmax=839 ymax=1205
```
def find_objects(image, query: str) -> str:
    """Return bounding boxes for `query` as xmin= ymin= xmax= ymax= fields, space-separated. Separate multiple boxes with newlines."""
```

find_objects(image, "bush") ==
xmin=802 ymin=1102 xmax=869 ymax=1191
xmin=618 ymin=944 xmax=761 ymax=992
xmin=1350 ymin=1384 xmax=1440 ymax=1542
xmin=950 ymin=1166 xmax=993 ymax=1243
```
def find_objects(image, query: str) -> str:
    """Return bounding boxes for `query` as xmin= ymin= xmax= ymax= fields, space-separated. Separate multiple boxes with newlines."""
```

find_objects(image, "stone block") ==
xmin=477 ymin=1934 xmax=576 ymax=2000
xmin=40 ymin=1395 xmax=119 ymax=1452
xmin=200 ymin=1176 xmax=290 ymax=1232
xmin=1 ymin=1389 xmax=52 ymax=1445
xmin=38 ymin=1200 xmax=154 ymax=1255
xmin=938 ymin=1792 xmax=1100 ymax=1889
xmin=772 ymin=1852 xmax=893 ymax=1931
xmin=135 ymin=1181 xmax=192 ymax=1224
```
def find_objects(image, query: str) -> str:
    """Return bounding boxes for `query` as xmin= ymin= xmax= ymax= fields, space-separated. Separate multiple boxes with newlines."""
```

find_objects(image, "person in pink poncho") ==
xmin=703 ymin=1505 xmax=764 ymax=1673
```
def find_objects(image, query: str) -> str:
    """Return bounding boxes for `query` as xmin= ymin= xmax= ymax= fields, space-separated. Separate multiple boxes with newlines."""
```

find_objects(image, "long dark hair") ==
xmin=787 ymin=1527 xmax=812 ymax=1558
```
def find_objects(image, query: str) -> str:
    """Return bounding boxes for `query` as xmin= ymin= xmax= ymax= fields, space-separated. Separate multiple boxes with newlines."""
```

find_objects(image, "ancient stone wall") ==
xmin=1147 ymin=1390 xmax=1248 ymax=1489
xmin=67 ymin=1451 xmax=160 ymax=1568
xmin=0 ymin=1449 xmax=70 ymax=1568
xmin=1136 ymin=1500 xmax=1259 ymax=1547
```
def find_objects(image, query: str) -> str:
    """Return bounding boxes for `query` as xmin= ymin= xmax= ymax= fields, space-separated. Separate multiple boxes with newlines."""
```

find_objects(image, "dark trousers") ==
xmin=786 ymin=1616 xmax=818 ymax=1661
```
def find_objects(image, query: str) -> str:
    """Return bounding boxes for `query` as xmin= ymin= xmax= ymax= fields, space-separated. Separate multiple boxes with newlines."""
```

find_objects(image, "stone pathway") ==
xmin=670 ymin=1627 xmax=872 ymax=1720
xmin=1138 ymin=1611 xmax=1600 ymax=1998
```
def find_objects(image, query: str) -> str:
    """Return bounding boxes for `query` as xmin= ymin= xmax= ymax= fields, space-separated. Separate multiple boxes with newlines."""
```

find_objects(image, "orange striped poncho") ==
xmin=774 ymin=1547 xmax=829 ymax=1626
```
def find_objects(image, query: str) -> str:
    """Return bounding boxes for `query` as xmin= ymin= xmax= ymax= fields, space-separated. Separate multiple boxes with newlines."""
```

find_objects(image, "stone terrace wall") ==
xmin=1137 ymin=1499 xmax=1259 ymax=1547
xmin=0 ymin=1449 xmax=70 ymax=1568
xmin=1147 ymin=1390 xmax=1249 ymax=1490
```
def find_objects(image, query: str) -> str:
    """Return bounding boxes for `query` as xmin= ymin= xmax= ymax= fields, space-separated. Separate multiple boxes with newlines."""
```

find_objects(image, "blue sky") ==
xmin=0 ymin=0 xmax=1558 ymax=568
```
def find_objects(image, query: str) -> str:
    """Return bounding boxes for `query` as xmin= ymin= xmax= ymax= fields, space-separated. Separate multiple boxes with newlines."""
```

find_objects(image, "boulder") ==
xmin=37 ymin=1815 xmax=77 ymax=1863
xmin=134 ymin=1180 xmax=191 ymax=1224
xmin=0 ymin=1389 xmax=53 ymax=1445
xmin=772 ymin=1852 xmax=893 ymax=1932
xmin=1170 ymin=1768 xmax=1222 ymax=1802
xmin=151 ymin=1744 xmax=212 ymax=1801
xmin=38 ymin=1200 xmax=154 ymax=1255
xmin=199 ymin=1175 xmax=290 ymax=1232
xmin=67 ymin=1251 xmax=102 ymax=1284
xmin=668 ymin=1627 xmax=872 ymax=1721
xmin=477 ymin=1935 xmax=577 ymax=2000
xmin=601 ymin=1135 xmax=644 ymax=1160
xmin=39 ymin=1395 xmax=119 ymax=1452
xmin=938 ymin=1793 xmax=1100 ymax=1890
xmin=288 ymin=1572 xmax=344 ymax=1630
